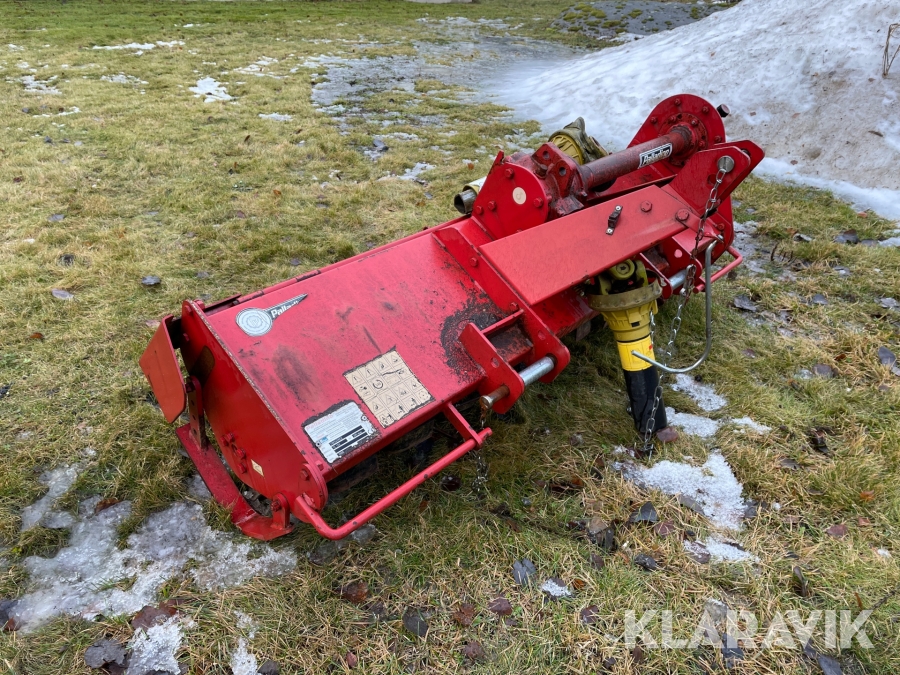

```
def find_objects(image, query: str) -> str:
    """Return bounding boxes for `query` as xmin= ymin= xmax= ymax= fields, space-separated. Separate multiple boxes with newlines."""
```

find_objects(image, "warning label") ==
xmin=345 ymin=349 xmax=433 ymax=428
xmin=303 ymin=401 xmax=376 ymax=464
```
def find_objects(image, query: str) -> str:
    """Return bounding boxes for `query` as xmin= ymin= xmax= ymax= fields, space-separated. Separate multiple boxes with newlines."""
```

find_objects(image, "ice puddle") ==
xmin=12 ymin=478 xmax=295 ymax=632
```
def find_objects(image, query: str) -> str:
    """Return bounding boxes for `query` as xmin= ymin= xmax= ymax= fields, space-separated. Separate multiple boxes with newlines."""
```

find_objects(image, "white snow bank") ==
xmin=12 ymin=500 xmax=295 ymax=632
xmin=621 ymin=451 xmax=748 ymax=530
xmin=757 ymin=158 xmax=900 ymax=220
xmin=488 ymin=0 xmax=900 ymax=218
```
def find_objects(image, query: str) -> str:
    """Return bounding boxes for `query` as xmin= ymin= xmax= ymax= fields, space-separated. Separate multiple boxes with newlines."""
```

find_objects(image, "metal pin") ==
xmin=717 ymin=156 xmax=735 ymax=173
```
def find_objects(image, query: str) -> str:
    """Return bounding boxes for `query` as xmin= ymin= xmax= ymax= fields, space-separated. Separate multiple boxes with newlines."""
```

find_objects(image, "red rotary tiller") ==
xmin=141 ymin=94 xmax=763 ymax=540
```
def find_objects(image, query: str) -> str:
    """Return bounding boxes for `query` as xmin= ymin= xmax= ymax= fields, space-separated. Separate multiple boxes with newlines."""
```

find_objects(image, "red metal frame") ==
xmin=140 ymin=94 xmax=764 ymax=540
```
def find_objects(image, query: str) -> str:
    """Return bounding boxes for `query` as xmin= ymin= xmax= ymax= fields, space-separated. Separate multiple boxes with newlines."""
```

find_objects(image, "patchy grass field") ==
xmin=1 ymin=1 xmax=899 ymax=674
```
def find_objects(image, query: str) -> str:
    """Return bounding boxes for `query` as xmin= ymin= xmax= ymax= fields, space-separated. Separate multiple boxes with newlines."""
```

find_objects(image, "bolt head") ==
xmin=690 ymin=119 xmax=699 ymax=127
xmin=487 ymin=200 xmax=497 ymax=211
xmin=504 ymin=167 xmax=516 ymax=179
xmin=676 ymin=209 xmax=690 ymax=222
xmin=702 ymin=106 xmax=710 ymax=114
xmin=640 ymin=200 xmax=652 ymax=213
xmin=650 ymin=116 xmax=658 ymax=124
xmin=532 ymin=196 xmax=544 ymax=208
xmin=474 ymin=205 xmax=484 ymax=215
xmin=469 ymin=257 xmax=479 ymax=267
xmin=674 ymin=98 xmax=682 ymax=106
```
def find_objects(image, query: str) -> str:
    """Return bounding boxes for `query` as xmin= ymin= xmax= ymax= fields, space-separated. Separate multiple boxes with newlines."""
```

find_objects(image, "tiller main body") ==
xmin=141 ymin=95 xmax=763 ymax=541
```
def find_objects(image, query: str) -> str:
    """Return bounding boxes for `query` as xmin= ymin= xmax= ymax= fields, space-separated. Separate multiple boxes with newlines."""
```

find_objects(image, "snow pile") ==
xmin=190 ymin=77 xmax=232 ymax=102
xmin=621 ymin=451 xmax=748 ymax=530
xmin=12 ymin=499 xmax=296 ymax=631
xmin=489 ymin=0 xmax=900 ymax=218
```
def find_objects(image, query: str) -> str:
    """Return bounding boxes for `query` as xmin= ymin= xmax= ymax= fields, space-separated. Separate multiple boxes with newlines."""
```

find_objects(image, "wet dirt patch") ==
xmin=301 ymin=19 xmax=575 ymax=136
xmin=552 ymin=1 xmax=732 ymax=41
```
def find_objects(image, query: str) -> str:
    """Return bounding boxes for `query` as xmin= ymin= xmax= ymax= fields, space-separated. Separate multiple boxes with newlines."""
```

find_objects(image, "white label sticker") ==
xmin=251 ymin=459 xmax=264 ymax=476
xmin=345 ymin=349 xmax=433 ymax=428
xmin=304 ymin=402 xmax=376 ymax=464
xmin=638 ymin=143 xmax=673 ymax=168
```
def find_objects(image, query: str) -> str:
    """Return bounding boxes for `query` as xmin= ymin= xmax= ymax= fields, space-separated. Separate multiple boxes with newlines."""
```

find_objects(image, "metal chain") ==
xmin=471 ymin=449 xmax=489 ymax=495
xmin=640 ymin=166 xmax=728 ymax=454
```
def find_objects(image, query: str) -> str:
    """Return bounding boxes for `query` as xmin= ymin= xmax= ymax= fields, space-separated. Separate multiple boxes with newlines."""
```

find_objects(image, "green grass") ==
xmin=1 ymin=1 xmax=899 ymax=674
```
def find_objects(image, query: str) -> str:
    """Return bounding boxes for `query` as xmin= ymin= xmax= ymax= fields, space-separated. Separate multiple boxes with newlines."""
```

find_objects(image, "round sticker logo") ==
xmin=236 ymin=308 xmax=273 ymax=336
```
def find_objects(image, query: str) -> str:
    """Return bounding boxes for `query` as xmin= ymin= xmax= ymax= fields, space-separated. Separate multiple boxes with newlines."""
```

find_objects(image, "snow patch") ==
xmin=20 ymin=464 xmax=80 ymax=531
xmin=234 ymin=57 xmax=280 ymax=78
xmin=486 ymin=0 xmax=900 ymax=218
xmin=398 ymin=162 xmax=434 ymax=180
xmin=126 ymin=616 xmax=189 ymax=675
xmin=540 ymin=578 xmax=572 ymax=598
xmin=101 ymin=73 xmax=147 ymax=85
xmin=258 ymin=112 xmax=292 ymax=121
xmin=731 ymin=416 xmax=772 ymax=434
xmin=11 ymin=501 xmax=296 ymax=632
xmin=621 ymin=451 xmax=747 ymax=530
xmin=685 ymin=535 xmax=759 ymax=563
xmin=92 ymin=41 xmax=183 ymax=52
xmin=230 ymin=638 xmax=258 ymax=675
xmin=665 ymin=408 xmax=720 ymax=438
xmin=21 ymin=74 xmax=60 ymax=94
xmin=190 ymin=77 xmax=231 ymax=102
xmin=670 ymin=374 xmax=727 ymax=412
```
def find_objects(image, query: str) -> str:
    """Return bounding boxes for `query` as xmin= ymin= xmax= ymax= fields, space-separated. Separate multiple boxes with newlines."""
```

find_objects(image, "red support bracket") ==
xmin=459 ymin=322 xmax=525 ymax=414
xmin=179 ymin=377 xmax=293 ymax=541
xmin=292 ymin=403 xmax=491 ymax=540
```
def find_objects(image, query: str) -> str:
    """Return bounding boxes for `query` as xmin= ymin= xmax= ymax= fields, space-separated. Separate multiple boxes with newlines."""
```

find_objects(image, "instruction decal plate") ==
xmin=345 ymin=349 xmax=434 ymax=428
xmin=638 ymin=143 xmax=673 ymax=168
xmin=304 ymin=401 xmax=376 ymax=464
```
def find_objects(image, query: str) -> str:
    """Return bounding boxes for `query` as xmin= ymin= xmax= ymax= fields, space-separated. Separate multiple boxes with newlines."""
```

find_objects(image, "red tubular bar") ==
xmin=578 ymin=127 xmax=693 ymax=191
xmin=693 ymin=245 xmax=744 ymax=292
xmin=294 ymin=426 xmax=492 ymax=540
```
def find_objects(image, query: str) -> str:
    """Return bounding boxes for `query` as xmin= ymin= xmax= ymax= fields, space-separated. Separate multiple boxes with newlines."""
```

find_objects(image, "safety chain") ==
xmin=640 ymin=165 xmax=729 ymax=454
xmin=471 ymin=449 xmax=489 ymax=496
